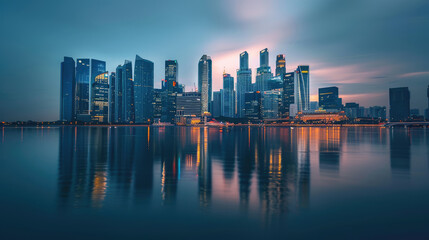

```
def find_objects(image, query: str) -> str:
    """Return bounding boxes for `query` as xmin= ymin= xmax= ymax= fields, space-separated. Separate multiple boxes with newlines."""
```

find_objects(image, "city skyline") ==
xmin=1 ymin=0 xmax=429 ymax=121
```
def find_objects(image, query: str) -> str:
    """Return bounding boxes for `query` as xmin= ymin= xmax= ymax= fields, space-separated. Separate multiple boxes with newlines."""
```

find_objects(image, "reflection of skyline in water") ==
xmin=56 ymin=126 xmax=427 ymax=222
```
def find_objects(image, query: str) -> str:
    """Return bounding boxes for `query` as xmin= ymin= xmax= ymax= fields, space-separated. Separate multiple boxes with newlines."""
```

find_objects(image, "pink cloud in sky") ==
xmin=398 ymin=71 xmax=429 ymax=78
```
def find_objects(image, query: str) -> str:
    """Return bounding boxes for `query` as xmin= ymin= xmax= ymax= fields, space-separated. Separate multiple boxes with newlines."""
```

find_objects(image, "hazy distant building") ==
xmin=310 ymin=101 xmax=319 ymax=112
xmin=256 ymin=48 xmax=273 ymax=91
xmin=122 ymin=60 xmax=134 ymax=123
xmin=389 ymin=87 xmax=410 ymax=122
xmin=368 ymin=106 xmax=387 ymax=120
xmin=410 ymin=108 xmax=420 ymax=116
xmin=162 ymin=60 xmax=179 ymax=123
xmin=212 ymin=91 xmax=222 ymax=118
xmin=91 ymin=72 xmax=109 ymax=123
xmin=60 ymin=57 xmax=75 ymax=121
xmin=176 ymin=92 xmax=201 ymax=117
xmin=134 ymin=55 xmax=154 ymax=123
xmin=153 ymin=88 xmax=163 ymax=121
xmin=109 ymin=72 xmax=116 ymax=123
xmin=276 ymin=54 xmax=286 ymax=76
xmin=222 ymin=73 xmax=235 ymax=118
xmin=236 ymin=51 xmax=252 ymax=118
xmin=295 ymin=65 xmax=310 ymax=112
xmin=282 ymin=72 xmax=294 ymax=118
xmin=198 ymin=55 xmax=212 ymax=115
xmin=345 ymin=102 xmax=359 ymax=119
xmin=319 ymin=87 xmax=342 ymax=111
xmin=114 ymin=65 xmax=123 ymax=123
xmin=75 ymin=59 xmax=90 ymax=118
xmin=245 ymin=91 xmax=262 ymax=121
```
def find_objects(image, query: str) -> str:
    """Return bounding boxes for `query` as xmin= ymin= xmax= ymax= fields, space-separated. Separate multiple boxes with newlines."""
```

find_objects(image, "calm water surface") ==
xmin=0 ymin=126 xmax=428 ymax=239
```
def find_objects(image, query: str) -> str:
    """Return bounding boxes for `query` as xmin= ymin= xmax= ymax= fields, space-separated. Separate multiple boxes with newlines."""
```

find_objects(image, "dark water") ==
xmin=1 ymin=126 xmax=428 ymax=239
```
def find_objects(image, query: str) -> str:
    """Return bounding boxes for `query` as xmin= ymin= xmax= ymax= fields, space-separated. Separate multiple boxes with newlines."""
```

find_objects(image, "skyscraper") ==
xmin=91 ymin=72 xmax=109 ymax=123
xmin=75 ymin=59 xmax=90 ymax=119
xmin=389 ymin=87 xmax=410 ymax=122
xmin=282 ymin=72 xmax=294 ymax=117
xmin=162 ymin=60 xmax=178 ymax=123
xmin=122 ymin=60 xmax=134 ymax=123
xmin=295 ymin=65 xmax=310 ymax=112
xmin=134 ymin=55 xmax=154 ymax=123
xmin=109 ymin=72 xmax=116 ymax=123
xmin=198 ymin=55 xmax=212 ymax=115
xmin=114 ymin=65 xmax=123 ymax=123
xmin=256 ymin=48 xmax=272 ymax=91
xmin=319 ymin=87 xmax=342 ymax=111
xmin=236 ymin=51 xmax=252 ymax=118
xmin=212 ymin=91 xmax=222 ymax=118
xmin=222 ymin=73 xmax=235 ymax=118
xmin=262 ymin=90 xmax=282 ymax=119
xmin=60 ymin=57 xmax=75 ymax=121
xmin=244 ymin=91 xmax=262 ymax=121
xmin=276 ymin=54 xmax=286 ymax=76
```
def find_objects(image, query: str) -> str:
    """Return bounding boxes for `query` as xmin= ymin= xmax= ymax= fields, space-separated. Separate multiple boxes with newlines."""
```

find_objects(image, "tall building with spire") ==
xmin=134 ymin=55 xmax=154 ymax=123
xmin=198 ymin=55 xmax=212 ymax=115
xmin=256 ymin=48 xmax=272 ymax=91
xmin=60 ymin=56 xmax=75 ymax=121
xmin=236 ymin=51 xmax=252 ymax=118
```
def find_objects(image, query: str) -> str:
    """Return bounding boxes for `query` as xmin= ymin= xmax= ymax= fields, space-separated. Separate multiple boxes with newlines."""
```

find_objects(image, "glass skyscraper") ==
xmin=198 ymin=55 xmax=212 ymax=115
xmin=319 ymin=86 xmax=342 ymax=110
xmin=256 ymin=48 xmax=272 ymax=91
xmin=60 ymin=57 xmax=75 ymax=121
xmin=109 ymin=72 xmax=116 ymax=123
xmin=275 ymin=54 xmax=286 ymax=76
xmin=122 ymin=60 xmax=134 ymax=123
xmin=90 ymin=59 xmax=106 ymax=113
xmin=222 ymin=73 xmax=235 ymax=118
xmin=75 ymin=59 xmax=90 ymax=118
xmin=389 ymin=87 xmax=410 ymax=122
xmin=295 ymin=65 xmax=310 ymax=112
xmin=91 ymin=72 xmax=109 ymax=123
xmin=162 ymin=60 xmax=178 ymax=123
xmin=114 ymin=65 xmax=123 ymax=123
xmin=134 ymin=55 xmax=154 ymax=123
xmin=282 ymin=72 xmax=295 ymax=117
xmin=236 ymin=51 xmax=252 ymax=118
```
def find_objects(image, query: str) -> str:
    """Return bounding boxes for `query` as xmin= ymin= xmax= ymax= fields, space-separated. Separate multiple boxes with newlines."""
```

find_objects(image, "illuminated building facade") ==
xmin=198 ymin=55 xmax=212 ymax=115
xmin=91 ymin=72 xmax=109 ymax=123
xmin=319 ymin=87 xmax=342 ymax=111
xmin=162 ymin=60 xmax=179 ymax=123
xmin=60 ymin=56 xmax=75 ymax=121
xmin=389 ymin=87 xmax=410 ymax=122
xmin=275 ymin=54 xmax=286 ymax=76
xmin=236 ymin=51 xmax=252 ymax=118
xmin=295 ymin=65 xmax=310 ymax=112
xmin=221 ymin=73 xmax=235 ymax=118
xmin=282 ymin=72 xmax=295 ymax=118
xmin=134 ymin=55 xmax=154 ymax=123
xmin=176 ymin=92 xmax=202 ymax=117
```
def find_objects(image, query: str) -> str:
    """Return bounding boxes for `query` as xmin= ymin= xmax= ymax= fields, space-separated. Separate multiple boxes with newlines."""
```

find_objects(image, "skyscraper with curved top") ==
xmin=91 ymin=72 xmax=109 ymax=123
xmin=295 ymin=65 xmax=310 ymax=112
xmin=237 ymin=51 xmax=252 ymax=118
xmin=134 ymin=55 xmax=154 ymax=123
xmin=198 ymin=55 xmax=212 ymax=114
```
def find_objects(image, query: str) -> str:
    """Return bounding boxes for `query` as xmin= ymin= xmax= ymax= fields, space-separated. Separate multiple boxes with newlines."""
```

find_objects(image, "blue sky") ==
xmin=0 ymin=0 xmax=428 ymax=121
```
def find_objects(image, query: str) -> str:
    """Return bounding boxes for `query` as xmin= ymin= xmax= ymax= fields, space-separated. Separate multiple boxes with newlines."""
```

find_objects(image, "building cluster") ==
xmin=60 ymin=50 xmax=429 ymax=124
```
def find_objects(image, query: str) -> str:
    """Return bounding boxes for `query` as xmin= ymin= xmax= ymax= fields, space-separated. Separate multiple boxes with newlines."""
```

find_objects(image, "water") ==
xmin=0 ymin=126 xmax=428 ymax=239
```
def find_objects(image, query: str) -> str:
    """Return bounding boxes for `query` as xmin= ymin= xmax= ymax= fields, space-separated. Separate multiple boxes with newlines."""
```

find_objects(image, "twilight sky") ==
xmin=0 ymin=0 xmax=428 ymax=121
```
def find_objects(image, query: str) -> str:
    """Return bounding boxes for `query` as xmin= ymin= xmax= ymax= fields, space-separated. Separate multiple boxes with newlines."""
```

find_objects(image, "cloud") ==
xmin=398 ymin=71 xmax=429 ymax=78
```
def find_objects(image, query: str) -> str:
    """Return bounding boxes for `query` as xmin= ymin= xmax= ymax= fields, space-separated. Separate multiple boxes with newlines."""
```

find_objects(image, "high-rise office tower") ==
xmin=295 ymin=65 xmax=310 ymax=112
xmin=176 ymin=92 xmax=202 ymax=117
xmin=198 ymin=55 xmax=212 ymax=115
xmin=236 ymin=51 xmax=252 ymax=118
xmin=109 ymin=72 xmax=116 ymax=123
xmin=262 ymin=90 xmax=282 ymax=119
xmin=114 ymin=65 xmax=123 ymax=123
xmin=75 ymin=59 xmax=90 ymax=119
xmin=256 ymin=48 xmax=273 ymax=91
xmin=222 ymin=73 xmax=235 ymax=118
xmin=319 ymin=86 xmax=342 ymax=110
xmin=389 ymin=87 xmax=410 ymax=122
xmin=91 ymin=72 xmax=109 ymax=123
xmin=134 ymin=55 xmax=154 ymax=123
xmin=276 ymin=54 xmax=286 ymax=76
xmin=212 ymin=91 xmax=222 ymax=118
xmin=244 ymin=91 xmax=262 ymax=121
xmin=282 ymin=72 xmax=294 ymax=117
xmin=162 ymin=60 xmax=178 ymax=123
xmin=152 ymin=88 xmax=163 ymax=121
xmin=60 ymin=57 xmax=75 ymax=121
xmin=122 ymin=60 xmax=134 ymax=123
